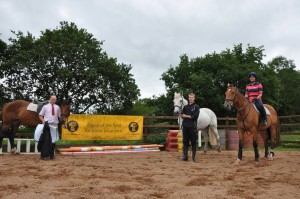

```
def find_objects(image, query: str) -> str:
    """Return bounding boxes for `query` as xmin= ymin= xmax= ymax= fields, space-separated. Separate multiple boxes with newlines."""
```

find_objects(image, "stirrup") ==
xmin=263 ymin=120 xmax=268 ymax=126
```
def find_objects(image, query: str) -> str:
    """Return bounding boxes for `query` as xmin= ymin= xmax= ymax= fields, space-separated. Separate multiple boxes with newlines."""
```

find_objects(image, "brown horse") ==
xmin=0 ymin=99 xmax=71 ymax=154
xmin=223 ymin=85 xmax=280 ymax=164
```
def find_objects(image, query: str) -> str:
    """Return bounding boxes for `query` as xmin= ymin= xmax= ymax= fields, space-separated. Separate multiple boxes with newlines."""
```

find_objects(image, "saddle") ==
xmin=252 ymin=104 xmax=270 ymax=115
xmin=27 ymin=100 xmax=48 ymax=114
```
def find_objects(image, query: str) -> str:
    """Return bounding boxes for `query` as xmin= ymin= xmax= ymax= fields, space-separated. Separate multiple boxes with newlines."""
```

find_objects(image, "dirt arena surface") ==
xmin=0 ymin=150 xmax=299 ymax=199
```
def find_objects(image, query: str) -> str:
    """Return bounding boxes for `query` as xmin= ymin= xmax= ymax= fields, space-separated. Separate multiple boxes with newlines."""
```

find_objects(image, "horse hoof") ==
xmin=10 ymin=148 xmax=19 ymax=155
xmin=268 ymin=155 xmax=274 ymax=161
xmin=268 ymin=151 xmax=274 ymax=160
xmin=255 ymin=160 xmax=259 ymax=164
xmin=235 ymin=159 xmax=241 ymax=165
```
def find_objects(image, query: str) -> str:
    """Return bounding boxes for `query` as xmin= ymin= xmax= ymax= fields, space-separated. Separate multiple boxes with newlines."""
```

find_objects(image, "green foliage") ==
xmin=18 ymin=125 xmax=34 ymax=134
xmin=125 ymin=98 xmax=158 ymax=115
xmin=0 ymin=39 xmax=10 ymax=106
xmin=161 ymin=44 xmax=299 ymax=116
xmin=144 ymin=135 xmax=167 ymax=145
xmin=267 ymin=56 xmax=300 ymax=115
xmin=0 ymin=21 xmax=140 ymax=114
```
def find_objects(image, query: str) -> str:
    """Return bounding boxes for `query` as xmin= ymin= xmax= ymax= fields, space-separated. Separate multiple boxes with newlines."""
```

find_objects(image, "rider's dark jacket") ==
xmin=182 ymin=103 xmax=200 ymax=128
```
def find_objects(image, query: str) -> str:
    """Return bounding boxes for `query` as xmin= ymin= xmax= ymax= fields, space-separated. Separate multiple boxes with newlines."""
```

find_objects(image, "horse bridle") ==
xmin=174 ymin=97 xmax=184 ymax=114
xmin=226 ymin=87 xmax=251 ymax=132
xmin=60 ymin=113 xmax=69 ymax=128
xmin=225 ymin=87 xmax=249 ymax=111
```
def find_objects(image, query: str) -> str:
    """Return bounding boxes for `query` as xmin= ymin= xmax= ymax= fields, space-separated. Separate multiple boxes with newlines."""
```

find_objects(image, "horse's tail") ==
xmin=209 ymin=126 xmax=218 ymax=145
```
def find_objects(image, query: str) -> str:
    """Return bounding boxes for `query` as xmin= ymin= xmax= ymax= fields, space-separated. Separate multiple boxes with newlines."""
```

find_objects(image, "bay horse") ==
xmin=173 ymin=92 xmax=221 ymax=153
xmin=223 ymin=85 xmax=280 ymax=164
xmin=0 ymin=99 xmax=71 ymax=154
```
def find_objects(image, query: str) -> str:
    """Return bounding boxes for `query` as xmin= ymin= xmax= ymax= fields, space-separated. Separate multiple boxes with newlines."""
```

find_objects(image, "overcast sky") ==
xmin=1 ymin=0 xmax=299 ymax=98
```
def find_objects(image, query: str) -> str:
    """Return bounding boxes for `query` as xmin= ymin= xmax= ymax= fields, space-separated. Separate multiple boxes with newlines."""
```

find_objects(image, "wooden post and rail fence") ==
xmin=8 ymin=115 xmax=300 ymax=148
xmin=143 ymin=115 xmax=300 ymax=148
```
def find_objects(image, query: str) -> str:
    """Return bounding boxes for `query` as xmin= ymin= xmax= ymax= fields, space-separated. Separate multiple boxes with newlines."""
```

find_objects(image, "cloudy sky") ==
xmin=1 ymin=0 xmax=299 ymax=98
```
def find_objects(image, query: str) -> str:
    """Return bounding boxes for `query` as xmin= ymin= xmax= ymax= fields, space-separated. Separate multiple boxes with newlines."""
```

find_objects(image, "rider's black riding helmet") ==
xmin=248 ymin=72 xmax=257 ymax=78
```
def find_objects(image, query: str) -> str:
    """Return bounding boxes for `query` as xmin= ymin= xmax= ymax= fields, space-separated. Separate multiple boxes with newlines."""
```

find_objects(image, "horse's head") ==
xmin=223 ymin=84 xmax=238 ymax=111
xmin=173 ymin=92 xmax=187 ymax=115
xmin=56 ymin=98 xmax=72 ymax=126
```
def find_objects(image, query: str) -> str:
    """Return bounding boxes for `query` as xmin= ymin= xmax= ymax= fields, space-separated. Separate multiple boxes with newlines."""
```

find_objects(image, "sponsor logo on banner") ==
xmin=128 ymin=122 xmax=139 ymax=132
xmin=67 ymin=120 xmax=79 ymax=133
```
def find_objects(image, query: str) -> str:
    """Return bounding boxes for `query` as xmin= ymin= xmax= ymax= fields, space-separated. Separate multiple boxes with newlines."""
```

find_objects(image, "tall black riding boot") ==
xmin=260 ymin=108 xmax=268 ymax=126
xmin=192 ymin=144 xmax=197 ymax=162
xmin=182 ymin=145 xmax=188 ymax=161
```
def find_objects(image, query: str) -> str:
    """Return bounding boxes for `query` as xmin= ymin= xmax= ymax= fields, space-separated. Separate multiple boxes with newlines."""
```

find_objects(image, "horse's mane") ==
xmin=228 ymin=86 xmax=247 ymax=100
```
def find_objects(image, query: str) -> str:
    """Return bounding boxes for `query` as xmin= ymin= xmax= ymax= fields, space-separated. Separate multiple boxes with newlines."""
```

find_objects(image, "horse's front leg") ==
xmin=236 ymin=129 xmax=244 ymax=164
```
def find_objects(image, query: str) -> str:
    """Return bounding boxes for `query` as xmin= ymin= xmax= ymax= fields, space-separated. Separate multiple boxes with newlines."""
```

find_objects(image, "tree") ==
xmin=0 ymin=22 xmax=140 ymax=113
xmin=268 ymin=56 xmax=300 ymax=115
xmin=126 ymin=98 xmax=158 ymax=116
xmin=0 ymin=38 xmax=10 ymax=106
xmin=161 ymin=44 xmax=282 ymax=117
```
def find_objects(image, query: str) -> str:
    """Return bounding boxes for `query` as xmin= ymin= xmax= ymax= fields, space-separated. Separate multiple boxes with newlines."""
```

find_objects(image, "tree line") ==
xmin=1 ymin=22 xmax=299 ymax=116
xmin=141 ymin=44 xmax=300 ymax=117
xmin=0 ymin=22 xmax=139 ymax=114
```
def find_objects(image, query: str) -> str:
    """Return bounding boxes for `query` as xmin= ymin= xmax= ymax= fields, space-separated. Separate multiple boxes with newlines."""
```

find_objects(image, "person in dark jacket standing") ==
xmin=39 ymin=95 xmax=61 ymax=160
xmin=180 ymin=93 xmax=200 ymax=162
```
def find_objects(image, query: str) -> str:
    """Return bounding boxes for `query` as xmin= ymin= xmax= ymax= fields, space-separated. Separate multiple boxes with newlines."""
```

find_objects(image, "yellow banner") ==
xmin=62 ymin=114 xmax=143 ymax=140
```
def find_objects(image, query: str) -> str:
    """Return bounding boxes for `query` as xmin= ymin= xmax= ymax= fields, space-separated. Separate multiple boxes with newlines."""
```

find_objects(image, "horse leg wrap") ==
xmin=10 ymin=147 xmax=18 ymax=154
xmin=268 ymin=150 xmax=275 ymax=161
xmin=235 ymin=158 xmax=241 ymax=165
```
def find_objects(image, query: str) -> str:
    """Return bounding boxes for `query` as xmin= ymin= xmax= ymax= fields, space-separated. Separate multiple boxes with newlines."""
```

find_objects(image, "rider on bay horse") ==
xmin=245 ymin=72 xmax=268 ymax=126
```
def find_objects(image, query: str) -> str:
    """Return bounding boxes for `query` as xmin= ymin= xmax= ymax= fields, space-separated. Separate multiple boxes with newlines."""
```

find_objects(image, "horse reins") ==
xmin=226 ymin=87 xmax=251 ymax=134
xmin=174 ymin=97 xmax=184 ymax=114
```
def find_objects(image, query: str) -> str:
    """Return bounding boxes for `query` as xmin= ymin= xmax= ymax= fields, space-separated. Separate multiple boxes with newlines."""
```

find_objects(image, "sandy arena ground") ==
xmin=0 ymin=150 xmax=299 ymax=199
